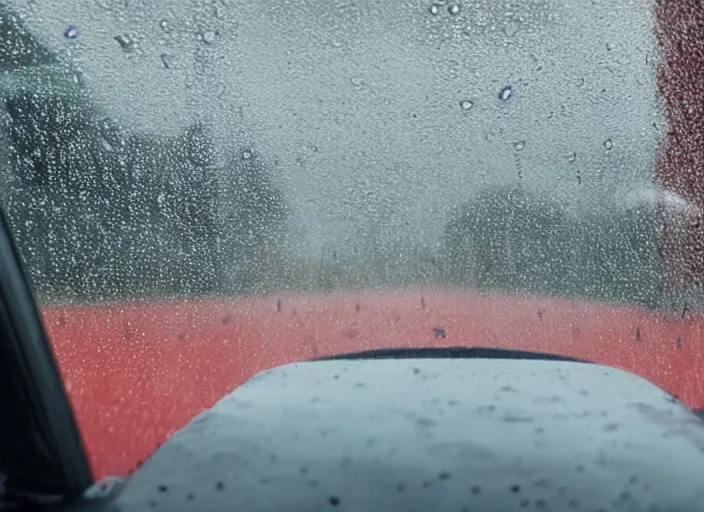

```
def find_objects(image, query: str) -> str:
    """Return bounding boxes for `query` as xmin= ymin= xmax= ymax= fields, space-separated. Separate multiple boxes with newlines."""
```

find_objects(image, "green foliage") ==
xmin=442 ymin=185 xmax=663 ymax=306
xmin=0 ymin=4 xmax=56 ymax=71
xmin=1 ymin=87 xmax=287 ymax=302
xmin=217 ymin=149 xmax=289 ymax=294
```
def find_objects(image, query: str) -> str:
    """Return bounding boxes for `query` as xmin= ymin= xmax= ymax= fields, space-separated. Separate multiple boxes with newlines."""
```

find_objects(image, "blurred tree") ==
xmin=0 ymin=4 xmax=292 ymax=301
xmin=218 ymin=149 xmax=288 ymax=294
xmin=0 ymin=3 xmax=56 ymax=71
xmin=442 ymin=185 xmax=662 ymax=306
xmin=3 ymin=88 xmax=226 ymax=299
xmin=443 ymin=185 xmax=565 ymax=292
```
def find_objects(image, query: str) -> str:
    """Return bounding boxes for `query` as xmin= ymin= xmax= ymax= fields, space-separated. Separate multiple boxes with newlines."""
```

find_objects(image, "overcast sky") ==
xmin=12 ymin=0 xmax=662 ymax=258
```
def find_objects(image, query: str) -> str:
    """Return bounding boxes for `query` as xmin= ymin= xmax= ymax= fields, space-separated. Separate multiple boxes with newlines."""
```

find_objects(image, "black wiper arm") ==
xmin=319 ymin=346 xmax=589 ymax=363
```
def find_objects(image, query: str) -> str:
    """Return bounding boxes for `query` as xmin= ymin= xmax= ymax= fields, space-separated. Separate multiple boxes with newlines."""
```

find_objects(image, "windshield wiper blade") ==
xmin=319 ymin=346 xmax=589 ymax=363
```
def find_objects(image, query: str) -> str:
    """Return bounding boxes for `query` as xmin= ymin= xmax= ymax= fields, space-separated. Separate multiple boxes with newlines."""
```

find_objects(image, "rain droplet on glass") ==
xmin=513 ymin=141 xmax=526 ymax=152
xmin=503 ymin=21 xmax=519 ymax=37
xmin=604 ymin=139 xmax=613 ymax=150
xmin=96 ymin=0 xmax=127 ymax=10
xmin=499 ymin=86 xmax=513 ymax=101
xmin=114 ymin=34 xmax=134 ymax=52
xmin=201 ymin=30 xmax=217 ymax=44
xmin=350 ymin=76 xmax=365 ymax=88
xmin=64 ymin=25 xmax=79 ymax=39
xmin=101 ymin=138 xmax=114 ymax=152
xmin=161 ymin=53 xmax=173 ymax=69
xmin=448 ymin=4 xmax=460 ymax=15
xmin=460 ymin=99 xmax=474 ymax=111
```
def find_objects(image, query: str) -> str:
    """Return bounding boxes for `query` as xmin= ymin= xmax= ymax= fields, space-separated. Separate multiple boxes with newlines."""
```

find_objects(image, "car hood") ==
xmin=110 ymin=358 xmax=704 ymax=511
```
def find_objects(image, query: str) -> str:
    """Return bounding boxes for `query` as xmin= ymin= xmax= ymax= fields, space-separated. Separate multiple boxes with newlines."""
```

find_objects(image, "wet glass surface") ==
xmin=1 ymin=0 xmax=703 ymax=478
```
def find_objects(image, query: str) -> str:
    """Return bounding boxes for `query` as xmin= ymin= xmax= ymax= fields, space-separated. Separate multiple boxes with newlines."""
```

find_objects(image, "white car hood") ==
xmin=112 ymin=357 xmax=704 ymax=511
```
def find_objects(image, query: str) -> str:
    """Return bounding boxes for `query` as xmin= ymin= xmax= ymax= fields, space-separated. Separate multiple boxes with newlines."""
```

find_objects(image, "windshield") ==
xmin=0 ymin=0 xmax=701 ymax=479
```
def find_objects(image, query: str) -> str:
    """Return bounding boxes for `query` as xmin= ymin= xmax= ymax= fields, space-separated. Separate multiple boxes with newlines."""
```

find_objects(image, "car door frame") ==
xmin=0 ymin=205 xmax=93 ymax=501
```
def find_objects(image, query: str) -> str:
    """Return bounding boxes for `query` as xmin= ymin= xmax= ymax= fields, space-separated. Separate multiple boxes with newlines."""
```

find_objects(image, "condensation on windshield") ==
xmin=0 ymin=0 xmax=666 ymax=305
xmin=7 ymin=0 xmax=704 ymax=480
